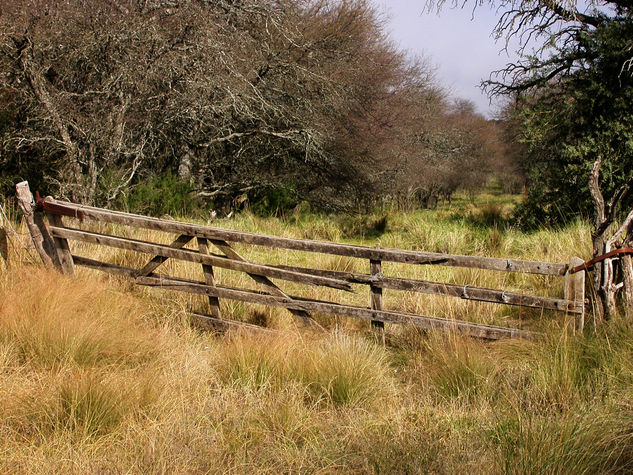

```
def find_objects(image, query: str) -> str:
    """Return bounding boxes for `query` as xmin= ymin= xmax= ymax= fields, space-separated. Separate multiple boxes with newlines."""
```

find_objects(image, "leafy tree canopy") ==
xmin=431 ymin=0 xmax=633 ymax=227
xmin=513 ymin=16 xmax=633 ymax=227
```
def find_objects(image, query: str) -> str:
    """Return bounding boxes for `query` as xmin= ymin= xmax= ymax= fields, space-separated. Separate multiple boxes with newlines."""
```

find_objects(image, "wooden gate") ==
xmin=16 ymin=182 xmax=586 ymax=340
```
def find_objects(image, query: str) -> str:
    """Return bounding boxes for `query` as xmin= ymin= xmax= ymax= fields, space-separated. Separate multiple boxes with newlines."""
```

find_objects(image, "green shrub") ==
xmin=338 ymin=214 xmax=388 ymax=239
xmin=117 ymin=173 xmax=206 ymax=217
xmin=249 ymin=185 xmax=299 ymax=217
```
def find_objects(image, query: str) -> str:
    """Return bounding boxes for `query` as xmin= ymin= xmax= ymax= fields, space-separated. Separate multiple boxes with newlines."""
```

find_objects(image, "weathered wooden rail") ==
xmin=16 ymin=181 xmax=587 ymax=340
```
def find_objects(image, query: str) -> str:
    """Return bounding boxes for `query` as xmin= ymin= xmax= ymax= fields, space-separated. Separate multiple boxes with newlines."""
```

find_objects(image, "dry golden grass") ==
xmin=1 ymin=198 xmax=633 ymax=473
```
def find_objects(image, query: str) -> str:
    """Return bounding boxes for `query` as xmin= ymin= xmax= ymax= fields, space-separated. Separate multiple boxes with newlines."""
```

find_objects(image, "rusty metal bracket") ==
xmin=34 ymin=192 xmax=85 ymax=220
xmin=570 ymin=248 xmax=633 ymax=274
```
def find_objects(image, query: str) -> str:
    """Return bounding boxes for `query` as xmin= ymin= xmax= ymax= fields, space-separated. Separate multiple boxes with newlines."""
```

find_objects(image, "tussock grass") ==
xmin=217 ymin=331 xmax=394 ymax=406
xmin=492 ymin=411 xmax=633 ymax=474
xmin=49 ymin=370 xmax=154 ymax=438
xmin=2 ymin=192 xmax=633 ymax=472
xmin=0 ymin=269 xmax=161 ymax=369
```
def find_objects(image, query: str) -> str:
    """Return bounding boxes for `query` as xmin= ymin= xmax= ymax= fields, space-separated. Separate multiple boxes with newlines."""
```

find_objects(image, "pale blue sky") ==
xmin=374 ymin=1 xmax=520 ymax=117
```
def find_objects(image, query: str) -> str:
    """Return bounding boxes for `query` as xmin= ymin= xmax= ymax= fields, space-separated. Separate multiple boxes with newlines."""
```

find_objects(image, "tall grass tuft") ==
xmin=492 ymin=411 xmax=633 ymax=474
xmin=306 ymin=332 xmax=394 ymax=405
xmin=413 ymin=333 xmax=498 ymax=403
xmin=0 ymin=267 xmax=162 ymax=369
xmin=219 ymin=334 xmax=289 ymax=391
xmin=216 ymin=332 xmax=394 ymax=406
xmin=53 ymin=372 xmax=129 ymax=437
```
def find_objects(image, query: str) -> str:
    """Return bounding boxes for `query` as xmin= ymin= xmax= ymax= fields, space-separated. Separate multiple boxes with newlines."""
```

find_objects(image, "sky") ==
xmin=373 ymin=1 xmax=521 ymax=118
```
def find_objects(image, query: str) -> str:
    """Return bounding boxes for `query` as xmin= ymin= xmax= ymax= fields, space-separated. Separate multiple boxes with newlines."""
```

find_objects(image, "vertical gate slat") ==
xmin=46 ymin=213 xmax=74 ymax=275
xmin=565 ymin=256 xmax=586 ymax=333
xmin=370 ymin=258 xmax=384 ymax=332
xmin=198 ymin=237 xmax=221 ymax=318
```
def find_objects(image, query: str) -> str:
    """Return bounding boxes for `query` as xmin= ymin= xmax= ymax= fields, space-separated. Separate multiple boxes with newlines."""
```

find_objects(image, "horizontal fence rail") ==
xmin=273 ymin=264 xmax=583 ymax=313
xmin=49 ymin=226 xmax=353 ymax=291
xmin=48 ymin=200 xmax=569 ymax=276
xmin=16 ymin=182 xmax=587 ymax=340
xmin=68 ymin=256 xmax=534 ymax=340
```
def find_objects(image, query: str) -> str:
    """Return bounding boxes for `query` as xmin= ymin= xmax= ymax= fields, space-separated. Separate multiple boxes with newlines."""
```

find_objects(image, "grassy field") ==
xmin=1 ymin=191 xmax=633 ymax=473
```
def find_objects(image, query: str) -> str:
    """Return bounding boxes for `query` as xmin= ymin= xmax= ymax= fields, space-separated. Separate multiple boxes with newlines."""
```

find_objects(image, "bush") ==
xmin=338 ymin=214 xmax=388 ymax=239
xmin=117 ymin=173 xmax=207 ymax=217
xmin=249 ymin=185 xmax=299 ymax=217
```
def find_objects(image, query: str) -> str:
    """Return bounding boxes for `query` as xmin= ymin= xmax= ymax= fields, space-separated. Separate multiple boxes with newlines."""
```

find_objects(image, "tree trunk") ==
xmin=587 ymin=156 xmax=633 ymax=322
xmin=591 ymin=235 xmax=606 ymax=321
xmin=15 ymin=37 xmax=83 ymax=201
xmin=621 ymin=252 xmax=633 ymax=314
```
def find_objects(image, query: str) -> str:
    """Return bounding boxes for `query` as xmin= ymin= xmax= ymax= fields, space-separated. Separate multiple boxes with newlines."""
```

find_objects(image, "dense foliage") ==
xmin=513 ymin=15 xmax=633 ymax=227
xmin=0 ymin=0 xmax=507 ymax=214
xmin=434 ymin=0 xmax=633 ymax=227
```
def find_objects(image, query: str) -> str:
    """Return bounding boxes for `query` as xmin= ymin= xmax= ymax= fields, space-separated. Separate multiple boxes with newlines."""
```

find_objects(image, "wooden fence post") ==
xmin=46 ymin=214 xmax=75 ymax=275
xmin=15 ymin=181 xmax=59 ymax=269
xmin=0 ymin=226 xmax=7 ymax=268
xmin=44 ymin=197 xmax=74 ymax=275
xmin=197 ymin=237 xmax=221 ymax=318
xmin=370 ymin=256 xmax=385 ymax=339
xmin=565 ymin=256 xmax=586 ymax=333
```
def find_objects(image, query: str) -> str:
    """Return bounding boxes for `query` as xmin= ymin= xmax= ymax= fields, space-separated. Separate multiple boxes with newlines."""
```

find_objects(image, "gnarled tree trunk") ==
xmin=588 ymin=156 xmax=633 ymax=321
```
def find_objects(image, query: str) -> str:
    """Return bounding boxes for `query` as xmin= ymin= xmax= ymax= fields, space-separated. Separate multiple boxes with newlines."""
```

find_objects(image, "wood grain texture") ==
xmin=197 ymin=237 xmax=221 ymax=318
xmin=136 ymin=234 xmax=193 ymax=277
xmin=72 ymin=255 xmax=539 ymax=340
xmin=51 ymin=226 xmax=353 ymax=291
xmin=565 ymin=256 xmax=586 ymax=332
xmin=274 ymin=264 xmax=582 ymax=313
xmin=136 ymin=275 xmax=537 ymax=340
xmin=211 ymin=239 xmax=318 ymax=328
xmin=46 ymin=213 xmax=74 ymax=275
xmin=370 ymin=259 xmax=384 ymax=330
xmin=0 ymin=227 xmax=8 ymax=266
xmin=15 ymin=182 xmax=57 ymax=269
xmin=49 ymin=200 xmax=567 ymax=275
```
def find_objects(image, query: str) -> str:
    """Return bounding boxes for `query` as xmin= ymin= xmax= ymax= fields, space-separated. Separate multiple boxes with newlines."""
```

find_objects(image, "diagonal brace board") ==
xmin=136 ymin=275 xmax=537 ymax=340
xmin=211 ymin=239 xmax=319 ymax=328
xmin=135 ymin=234 xmax=193 ymax=277
xmin=49 ymin=226 xmax=353 ymax=291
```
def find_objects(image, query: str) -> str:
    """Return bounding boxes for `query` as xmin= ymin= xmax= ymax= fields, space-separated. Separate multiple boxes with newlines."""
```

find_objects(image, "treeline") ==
xmin=466 ymin=0 xmax=633 ymax=229
xmin=0 ymin=0 xmax=516 ymax=214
